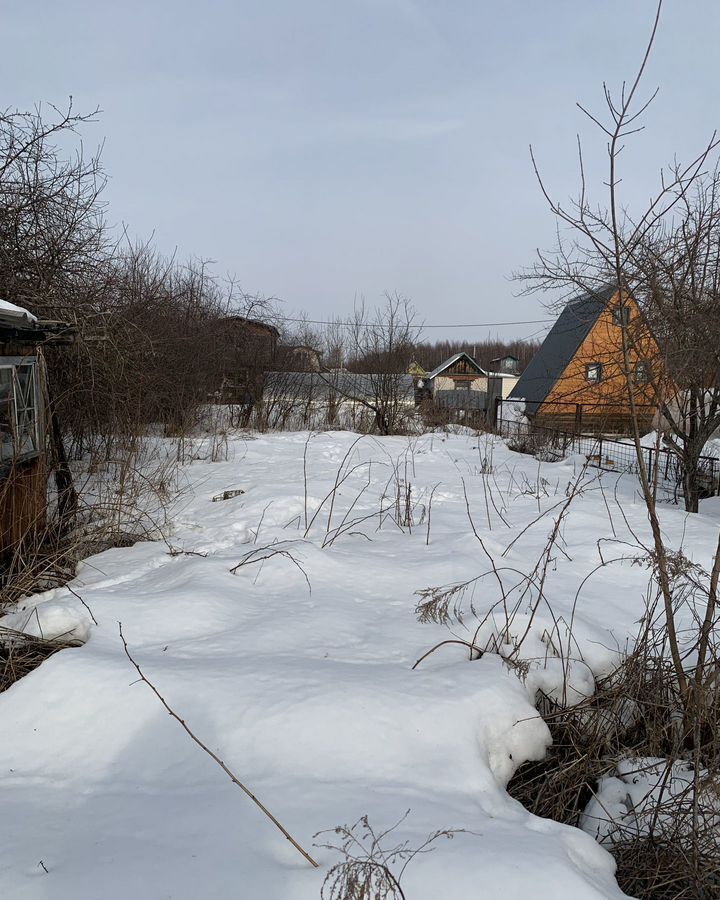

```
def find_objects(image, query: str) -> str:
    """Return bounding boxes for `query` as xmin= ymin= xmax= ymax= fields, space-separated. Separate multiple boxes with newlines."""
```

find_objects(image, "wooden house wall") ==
xmin=0 ymin=341 xmax=35 ymax=357
xmin=0 ymin=456 xmax=47 ymax=554
xmin=433 ymin=374 xmax=488 ymax=393
xmin=537 ymin=293 xmax=660 ymax=432
xmin=0 ymin=343 xmax=49 ymax=553
xmin=213 ymin=318 xmax=280 ymax=402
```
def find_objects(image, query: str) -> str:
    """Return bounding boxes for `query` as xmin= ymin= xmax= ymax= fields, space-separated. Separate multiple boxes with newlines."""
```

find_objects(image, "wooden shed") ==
xmin=417 ymin=352 xmax=491 ymax=424
xmin=0 ymin=301 xmax=74 ymax=556
xmin=214 ymin=316 xmax=280 ymax=404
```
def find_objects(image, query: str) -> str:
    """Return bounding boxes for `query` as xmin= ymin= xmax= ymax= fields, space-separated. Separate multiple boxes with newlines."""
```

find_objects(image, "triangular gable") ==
xmin=408 ymin=360 xmax=428 ymax=378
xmin=426 ymin=352 xmax=487 ymax=381
xmin=510 ymin=285 xmax=616 ymax=414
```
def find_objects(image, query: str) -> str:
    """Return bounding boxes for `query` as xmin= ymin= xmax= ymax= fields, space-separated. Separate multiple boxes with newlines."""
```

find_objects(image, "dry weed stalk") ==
xmin=229 ymin=540 xmax=312 ymax=593
xmin=119 ymin=624 xmax=318 ymax=868
xmin=415 ymin=459 xmax=595 ymax=670
xmin=0 ymin=628 xmax=75 ymax=694
xmin=315 ymin=812 xmax=462 ymax=900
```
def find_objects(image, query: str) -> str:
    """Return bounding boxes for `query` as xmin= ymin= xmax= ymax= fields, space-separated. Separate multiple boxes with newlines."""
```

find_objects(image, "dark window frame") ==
xmin=0 ymin=357 xmax=42 ymax=463
xmin=635 ymin=360 xmax=650 ymax=384
xmin=585 ymin=362 xmax=603 ymax=383
xmin=612 ymin=305 xmax=632 ymax=326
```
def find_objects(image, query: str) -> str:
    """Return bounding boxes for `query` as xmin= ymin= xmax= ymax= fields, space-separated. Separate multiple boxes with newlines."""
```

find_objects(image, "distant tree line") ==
xmin=412 ymin=337 xmax=541 ymax=374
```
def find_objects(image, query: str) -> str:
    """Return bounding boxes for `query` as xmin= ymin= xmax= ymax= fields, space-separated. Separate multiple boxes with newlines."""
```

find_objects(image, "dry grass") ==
xmin=0 ymin=629 xmax=74 ymax=694
xmin=613 ymin=840 xmax=720 ymax=899
xmin=507 ymin=647 xmax=720 ymax=899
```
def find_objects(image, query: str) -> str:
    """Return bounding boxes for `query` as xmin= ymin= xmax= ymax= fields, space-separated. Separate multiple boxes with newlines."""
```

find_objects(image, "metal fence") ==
xmin=496 ymin=400 xmax=720 ymax=500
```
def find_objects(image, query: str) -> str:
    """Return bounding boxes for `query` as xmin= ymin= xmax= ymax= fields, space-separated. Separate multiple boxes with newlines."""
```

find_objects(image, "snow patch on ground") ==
xmin=0 ymin=599 xmax=92 ymax=644
xmin=580 ymin=757 xmax=718 ymax=847
xmin=3 ymin=429 xmax=718 ymax=897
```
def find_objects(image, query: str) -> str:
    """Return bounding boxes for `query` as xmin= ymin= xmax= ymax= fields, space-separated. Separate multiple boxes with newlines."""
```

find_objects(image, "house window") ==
xmin=0 ymin=369 xmax=12 ymax=458
xmin=585 ymin=362 xmax=602 ymax=383
xmin=635 ymin=361 xmax=650 ymax=384
xmin=0 ymin=359 xmax=41 ymax=462
xmin=612 ymin=305 xmax=632 ymax=326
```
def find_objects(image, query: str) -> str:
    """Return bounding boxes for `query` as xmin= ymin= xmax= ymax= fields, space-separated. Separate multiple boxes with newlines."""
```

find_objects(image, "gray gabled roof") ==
xmin=426 ymin=352 xmax=488 ymax=381
xmin=509 ymin=285 xmax=616 ymax=415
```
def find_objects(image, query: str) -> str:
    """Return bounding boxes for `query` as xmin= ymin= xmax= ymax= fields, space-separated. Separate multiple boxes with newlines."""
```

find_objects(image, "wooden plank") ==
xmin=0 ymin=456 xmax=48 ymax=554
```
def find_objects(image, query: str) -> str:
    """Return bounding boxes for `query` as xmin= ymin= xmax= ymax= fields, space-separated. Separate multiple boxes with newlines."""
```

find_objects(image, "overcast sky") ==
xmin=4 ymin=1 xmax=720 ymax=341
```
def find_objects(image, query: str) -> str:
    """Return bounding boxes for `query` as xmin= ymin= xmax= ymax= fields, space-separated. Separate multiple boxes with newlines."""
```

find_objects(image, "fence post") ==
xmin=575 ymin=404 xmax=583 ymax=435
xmin=494 ymin=396 xmax=502 ymax=431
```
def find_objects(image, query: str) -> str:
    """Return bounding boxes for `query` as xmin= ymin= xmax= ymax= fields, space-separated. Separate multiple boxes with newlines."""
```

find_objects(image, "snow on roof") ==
xmin=0 ymin=299 xmax=38 ymax=325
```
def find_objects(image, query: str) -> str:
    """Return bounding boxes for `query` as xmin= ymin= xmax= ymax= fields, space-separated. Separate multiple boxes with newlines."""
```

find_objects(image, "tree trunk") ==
xmin=50 ymin=406 xmax=78 ymax=534
xmin=682 ymin=446 xmax=702 ymax=514
xmin=374 ymin=408 xmax=390 ymax=435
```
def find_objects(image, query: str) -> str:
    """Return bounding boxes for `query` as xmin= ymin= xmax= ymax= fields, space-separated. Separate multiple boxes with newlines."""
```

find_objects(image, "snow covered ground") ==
xmin=2 ymin=429 xmax=719 ymax=899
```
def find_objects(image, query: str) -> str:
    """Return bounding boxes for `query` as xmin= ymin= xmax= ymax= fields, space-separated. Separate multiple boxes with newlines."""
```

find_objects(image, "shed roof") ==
xmin=225 ymin=315 xmax=280 ymax=338
xmin=426 ymin=352 xmax=487 ymax=381
xmin=509 ymin=285 xmax=616 ymax=415
xmin=0 ymin=300 xmax=37 ymax=326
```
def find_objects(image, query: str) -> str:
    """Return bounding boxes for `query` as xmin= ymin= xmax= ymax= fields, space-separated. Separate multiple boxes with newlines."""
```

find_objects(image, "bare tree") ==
xmin=0 ymin=100 xmax=108 ymax=315
xmin=338 ymin=293 xmax=422 ymax=435
xmin=321 ymin=314 xmax=348 ymax=371
xmin=630 ymin=172 xmax=720 ymax=512
xmin=522 ymin=1 xmax=720 ymax=514
xmin=522 ymin=0 xmax=720 ymax=737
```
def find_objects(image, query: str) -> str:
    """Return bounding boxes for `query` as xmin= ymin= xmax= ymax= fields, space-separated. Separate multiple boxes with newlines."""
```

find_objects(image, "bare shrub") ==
xmin=507 ymin=640 xmax=720 ymax=899
xmin=315 ymin=813 xmax=461 ymax=900
xmin=341 ymin=293 xmax=422 ymax=436
xmin=509 ymin=4 xmax=720 ymax=891
xmin=612 ymin=839 xmax=720 ymax=900
xmin=506 ymin=425 xmax=569 ymax=462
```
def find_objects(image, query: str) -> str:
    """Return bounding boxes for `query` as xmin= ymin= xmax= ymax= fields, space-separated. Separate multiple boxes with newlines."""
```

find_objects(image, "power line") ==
xmin=272 ymin=314 xmax=553 ymax=330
